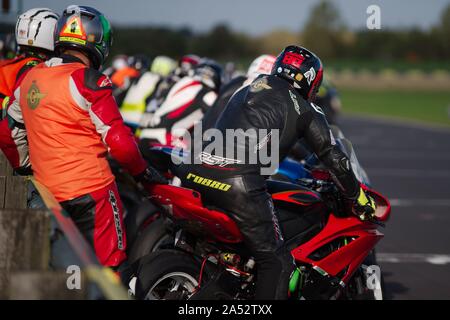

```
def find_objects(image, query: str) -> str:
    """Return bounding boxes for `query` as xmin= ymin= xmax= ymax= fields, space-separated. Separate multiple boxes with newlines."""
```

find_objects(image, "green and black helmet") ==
xmin=55 ymin=5 xmax=112 ymax=70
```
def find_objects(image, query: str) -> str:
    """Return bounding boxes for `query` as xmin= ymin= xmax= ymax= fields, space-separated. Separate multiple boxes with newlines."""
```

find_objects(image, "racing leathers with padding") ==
xmin=120 ymin=71 xmax=161 ymax=129
xmin=201 ymin=75 xmax=246 ymax=131
xmin=147 ymin=70 xmax=184 ymax=112
xmin=178 ymin=74 xmax=361 ymax=299
xmin=0 ymin=53 xmax=42 ymax=108
xmin=110 ymin=66 xmax=140 ymax=107
xmin=138 ymin=75 xmax=217 ymax=148
xmin=0 ymin=54 xmax=44 ymax=173
xmin=7 ymin=55 xmax=148 ymax=267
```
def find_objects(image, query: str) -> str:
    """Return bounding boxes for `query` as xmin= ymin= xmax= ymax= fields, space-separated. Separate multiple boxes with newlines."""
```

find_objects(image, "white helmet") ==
xmin=112 ymin=55 xmax=129 ymax=71
xmin=246 ymin=54 xmax=276 ymax=81
xmin=15 ymin=8 xmax=59 ymax=52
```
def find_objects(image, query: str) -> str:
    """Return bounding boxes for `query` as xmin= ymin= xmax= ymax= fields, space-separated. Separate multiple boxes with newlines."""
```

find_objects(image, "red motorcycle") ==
xmin=133 ymin=159 xmax=391 ymax=300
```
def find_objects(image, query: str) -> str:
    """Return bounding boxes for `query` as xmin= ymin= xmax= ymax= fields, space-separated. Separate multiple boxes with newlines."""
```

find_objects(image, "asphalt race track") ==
xmin=340 ymin=115 xmax=450 ymax=300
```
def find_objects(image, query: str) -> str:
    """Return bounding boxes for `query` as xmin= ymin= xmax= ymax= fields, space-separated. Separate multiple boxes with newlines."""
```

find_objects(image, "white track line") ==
xmin=377 ymin=253 xmax=450 ymax=265
xmin=390 ymin=199 xmax=450 ymax=207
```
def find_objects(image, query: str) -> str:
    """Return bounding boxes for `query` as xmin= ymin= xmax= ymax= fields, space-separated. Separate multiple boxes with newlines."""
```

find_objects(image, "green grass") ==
xmin=233 ymin=59 xmax=450 ymax=73
xmin=326 ymin=59 xmax=450 ymax=73
xmin=340 ymin=89 xmax=450 ymax=126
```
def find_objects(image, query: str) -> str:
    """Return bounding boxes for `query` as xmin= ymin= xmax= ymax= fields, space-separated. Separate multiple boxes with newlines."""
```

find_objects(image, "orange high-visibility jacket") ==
xmin=0 ymin=55 xmax=40 ymax=107
xmin=111 ymin=66 xmax=139 ymax=88
xmin=0 ymin=55 xmax=42 ymax=172
xmin=8 ymin=56 xmax=147 ymax=201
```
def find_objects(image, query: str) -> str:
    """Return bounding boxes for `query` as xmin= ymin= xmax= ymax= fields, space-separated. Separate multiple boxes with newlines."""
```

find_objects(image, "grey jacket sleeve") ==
xmin=7 ymin=86 xmax=31 ymax=171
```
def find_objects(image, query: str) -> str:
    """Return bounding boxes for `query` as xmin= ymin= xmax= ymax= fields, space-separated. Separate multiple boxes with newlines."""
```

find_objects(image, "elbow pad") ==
xmin=303 ymin=111 xmax=359 ymax=199
xmin=321 ymin=147 xmax=359 ymax=199
xmin=106 ymin=124 xmax=147 ymax=176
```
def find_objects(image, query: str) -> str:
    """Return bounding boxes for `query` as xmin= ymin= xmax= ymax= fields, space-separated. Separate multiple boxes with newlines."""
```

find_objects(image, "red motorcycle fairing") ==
xmin=267 ymin=180 xmax=329 ymax=246
xmin=147 ymin=180 xmax=326 ymax=245
xmin=267 ymin=179 xmax=323 ymax=206
xmin=148 ymin=184 xmax=243 ymax=243
xmin=291 ymin=214 xmax=383 ymax=284
xmin=362 ymin=185 xmax=391 ymax=222
xmin=268 ymin=183 xmax=388 ymax=284
xmin=147 ymin=181 xmax=390 ymax=286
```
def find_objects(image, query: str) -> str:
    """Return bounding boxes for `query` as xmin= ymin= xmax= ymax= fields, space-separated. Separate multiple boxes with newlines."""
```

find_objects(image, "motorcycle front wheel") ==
xmin=343 ymin=250 xmax=385 ymax=300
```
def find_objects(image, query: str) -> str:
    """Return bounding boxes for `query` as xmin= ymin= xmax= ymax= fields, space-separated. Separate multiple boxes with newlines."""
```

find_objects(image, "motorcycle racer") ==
xmin=0 ymin=8 xmax=58 ymax=172
xmin=138 ymin=59 xmax=221 ymax=150
xmin=145 ymin=54 xmax=201 ymax=115
xmin=119 ymin=55 xmax=181 ymax=129
xmin=202 ymin=54 xmax=276 ymax=131
xmin=177 ymin=45 xmax=376 ymax=299
xmin=7 ymin=5 xmax=166 ymax=267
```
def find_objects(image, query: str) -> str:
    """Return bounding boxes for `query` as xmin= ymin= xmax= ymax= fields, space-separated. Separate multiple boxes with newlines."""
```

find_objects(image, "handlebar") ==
xmin=296 ymin=178 xmax=389 ymax=226
xmin=296 ymin=178 xmax=337 ymax=193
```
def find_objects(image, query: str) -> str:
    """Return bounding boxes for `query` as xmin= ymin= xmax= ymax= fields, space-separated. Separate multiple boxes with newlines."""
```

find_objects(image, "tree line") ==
xmin=2 ymin=1 xmax=449 ymax=67
xmin=110 ymin=1 xmax=450 ymax=67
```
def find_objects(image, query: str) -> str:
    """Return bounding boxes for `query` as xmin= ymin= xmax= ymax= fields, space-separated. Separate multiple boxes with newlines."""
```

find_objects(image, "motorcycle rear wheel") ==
xmin=135 ymin=249 xmax=208 ymax=300
xmin=127 ymin=217 xmax=174 ymax=264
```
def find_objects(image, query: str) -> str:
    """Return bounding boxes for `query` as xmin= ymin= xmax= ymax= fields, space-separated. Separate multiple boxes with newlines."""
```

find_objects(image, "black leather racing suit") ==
xmin=202 ymin=75 xmax=246 ymax=131
xmin=177 ymin=74 xmax=360 ymax=299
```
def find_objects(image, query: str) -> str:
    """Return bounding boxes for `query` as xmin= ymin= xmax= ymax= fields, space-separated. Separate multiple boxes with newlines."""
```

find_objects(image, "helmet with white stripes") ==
xmin=15 ymin=8 xmax=59 ymax=52
xmin=247 ymin=54 xmax=276 ymax=81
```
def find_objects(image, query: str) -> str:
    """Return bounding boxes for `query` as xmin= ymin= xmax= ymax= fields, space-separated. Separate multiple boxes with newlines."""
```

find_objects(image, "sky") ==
xmin=5 ymin=0 xmax=450 ymax=35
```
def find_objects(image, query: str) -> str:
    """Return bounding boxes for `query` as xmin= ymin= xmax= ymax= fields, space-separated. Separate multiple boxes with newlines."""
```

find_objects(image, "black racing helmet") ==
xmin=271 ymin=45 xmax=323 ymax=101
xmin=128 ymin=54 xmax=150 ymax=72
xmin=55 ymin=5 xmax=112 ymax=70
xmin=194 ymin=59 xmax=222 ymax=91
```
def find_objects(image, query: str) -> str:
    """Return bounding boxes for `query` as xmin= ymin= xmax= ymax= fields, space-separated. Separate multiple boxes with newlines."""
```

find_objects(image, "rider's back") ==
xmin=198 ymin=74 xmax=315 ymax=177
xmin=140 ymin=75 xmax=215 ymax=145
xmin=201 ymin=75 xmax=247 ymax=131
xmin=0 ymin=55 xmax=40 ymax=105
xmin=17 ymin=59 xmax=114 ymax=201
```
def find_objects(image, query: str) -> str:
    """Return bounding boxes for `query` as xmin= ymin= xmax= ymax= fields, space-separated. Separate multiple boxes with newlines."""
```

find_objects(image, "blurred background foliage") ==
xmin=106 ymin=1 xmax=450 ymax=71
xmin=107 ymin=0 xmax=450 ymax=126
xmin=1 ymin=0 xmax=449 ymax=125
xmin=1 ymin=0 xmax=449 ymax=71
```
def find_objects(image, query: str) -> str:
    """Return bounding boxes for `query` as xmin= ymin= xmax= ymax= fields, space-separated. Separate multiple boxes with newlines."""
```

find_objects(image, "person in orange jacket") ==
xmin=110 ymin=57 xmax=140 ymax=89
xmin=0 ymin=8 xmax=59 ymax=173
xmin=108 ymin=55 xmax=140 ymax=107
xmin=7 ymin=5 xmax=167 ymax=268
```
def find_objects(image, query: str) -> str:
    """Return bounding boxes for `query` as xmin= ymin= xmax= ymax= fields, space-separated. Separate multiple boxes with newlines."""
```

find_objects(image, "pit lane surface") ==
xmin=340 ymin=115 xmax=450 ymax=299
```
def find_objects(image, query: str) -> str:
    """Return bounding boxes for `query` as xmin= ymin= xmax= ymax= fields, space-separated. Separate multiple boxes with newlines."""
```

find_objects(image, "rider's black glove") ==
xmin=134 ymin=165 xmax=168 ymax=185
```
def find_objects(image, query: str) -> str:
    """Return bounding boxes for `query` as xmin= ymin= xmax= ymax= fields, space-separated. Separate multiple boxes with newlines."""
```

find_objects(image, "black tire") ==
xmin=135 ymin=249 xmax=207 ymax=300
xmin=127 ymin=218 xmax=174 ymax=265
xmin=361 ymin=249 xmax=386 ymax=300
xmin=344 ymin=250 xmax=385 ymax=300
